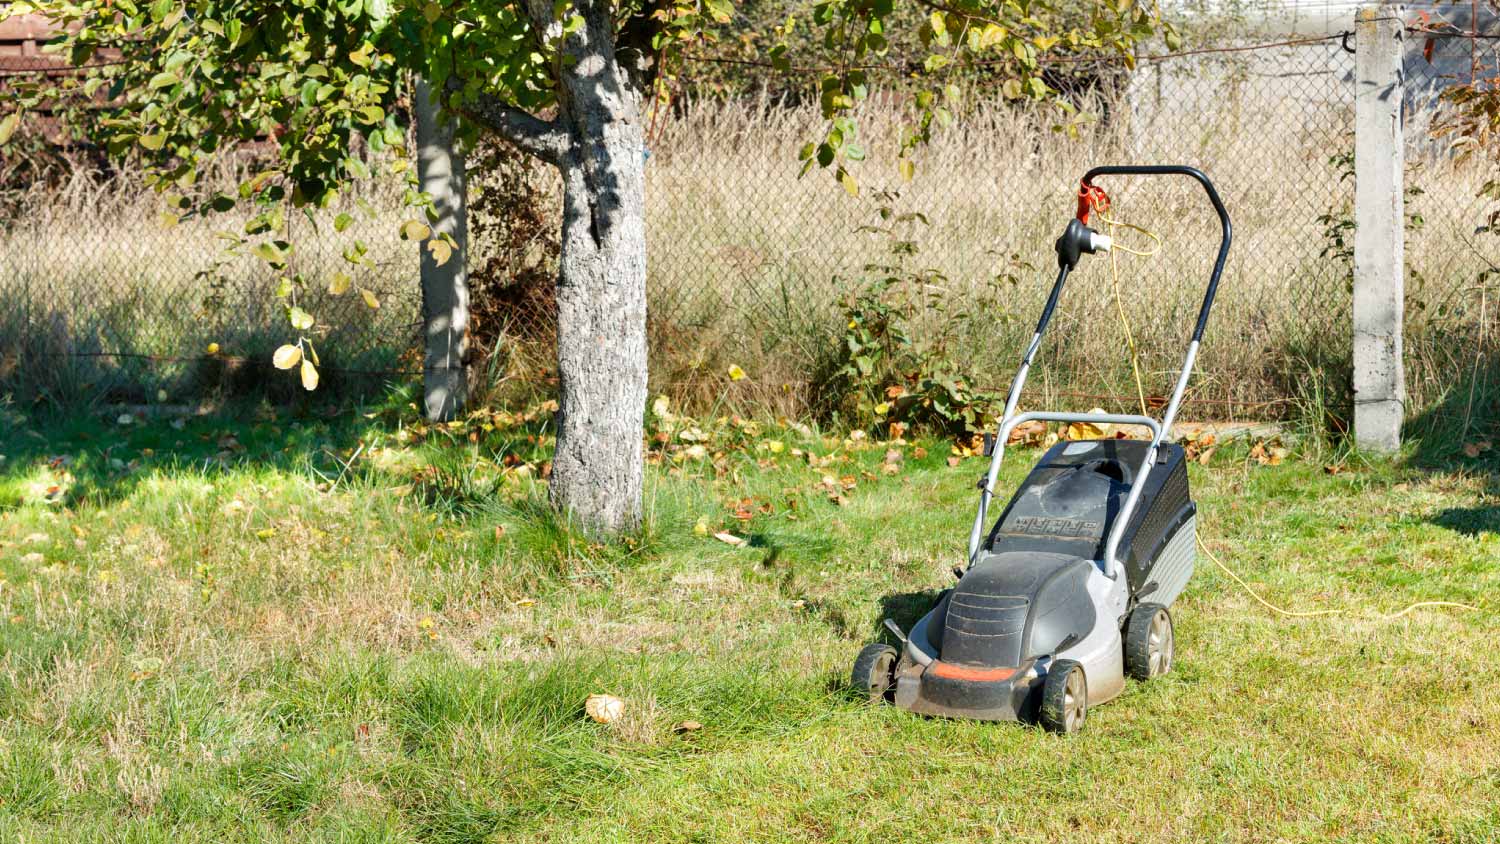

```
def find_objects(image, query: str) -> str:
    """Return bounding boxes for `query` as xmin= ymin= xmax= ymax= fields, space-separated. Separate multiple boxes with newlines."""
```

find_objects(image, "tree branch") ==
xmin=460 ymin=91 xmax=571 ymax=166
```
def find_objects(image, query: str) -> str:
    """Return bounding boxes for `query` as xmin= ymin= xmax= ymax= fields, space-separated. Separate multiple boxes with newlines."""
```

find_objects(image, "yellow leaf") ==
xmin=139 ymin=133 xmax=166 ymax=151
xmin=272 ymin=344 xmax=302 ymax=370
xmin=255 ymin=528 xmax=276 ymax=539
xmin=427 ymin=237 xmax=453 ymax=266
xmin=327 ymin=271 xmax=351 ymax=295
xmin=713 ymin=532 xmax=747 ymax=547
xmin=0 ymin=112 xmax=19 ymax=146
xmin=300 ymin=359 xmax=320 ymax=391
xmin=838 ymin=167 xmax=858 ymax=197
xmin=400 ymin=219 xmax=431 ymax=241
xmin=360 ymin=288 xmax=380 ymax=309
xmin=767 ymin=440 xmax=785 ymax=454
xmin=874 ymin=402 xmax=890 ymax=415
xmin=206 ymin=342 xmax=220 ymax=355
xmin=728 ymin=364 xmax=747 ymax=381
xmin=693 ymin=517 xmax=709 ymax=536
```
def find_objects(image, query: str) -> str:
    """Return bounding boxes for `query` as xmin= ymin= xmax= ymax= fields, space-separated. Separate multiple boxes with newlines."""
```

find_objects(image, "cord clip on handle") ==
xmin=1076 ymin=180 xmax=1110 ymax=225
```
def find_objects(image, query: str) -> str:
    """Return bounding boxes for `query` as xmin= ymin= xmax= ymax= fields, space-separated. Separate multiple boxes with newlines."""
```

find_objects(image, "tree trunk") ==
xmin=546 ymin=11 xmax=648 ymax=535
xmin=414 ymin=76 xmax=470 ymax=422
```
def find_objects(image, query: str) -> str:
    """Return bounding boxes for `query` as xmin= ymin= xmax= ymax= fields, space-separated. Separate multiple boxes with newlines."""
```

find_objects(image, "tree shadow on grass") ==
xmin=1406 ymin=352 xmax=1500 ymax=536
xmin=0 ymin=383 xmax=558 ymax=515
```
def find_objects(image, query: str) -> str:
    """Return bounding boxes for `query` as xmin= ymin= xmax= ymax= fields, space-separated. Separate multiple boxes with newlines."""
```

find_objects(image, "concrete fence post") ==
xmin=1353 ymin=4 xmax=1405 ymax=451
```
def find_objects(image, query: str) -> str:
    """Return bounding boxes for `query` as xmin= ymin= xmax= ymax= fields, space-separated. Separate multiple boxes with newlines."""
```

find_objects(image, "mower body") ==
xmin=892 ymin=439 xmax=1196 ymax=721
xmin=854 ymin=165 xmax=1230 ymax=731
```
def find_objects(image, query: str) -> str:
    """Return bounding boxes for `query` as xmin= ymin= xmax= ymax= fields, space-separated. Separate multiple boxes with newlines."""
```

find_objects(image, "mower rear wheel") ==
xmin=1124 ymin=603 xmax=1174 ymax=681
xmin=1039 ymin=659 xmax=1087 ymax=734
xmin=851 ymin=643 xmax=899 ymax=702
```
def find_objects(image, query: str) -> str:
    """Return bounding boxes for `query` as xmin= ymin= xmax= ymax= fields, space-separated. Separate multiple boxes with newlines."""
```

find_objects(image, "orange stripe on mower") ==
xmin=928 ymin=661 xmax=1018 ymax=682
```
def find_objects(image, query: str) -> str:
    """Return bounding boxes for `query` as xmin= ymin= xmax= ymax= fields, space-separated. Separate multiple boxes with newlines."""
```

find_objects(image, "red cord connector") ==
xmin=1076 ymin=180 xmax=1110 ymax=225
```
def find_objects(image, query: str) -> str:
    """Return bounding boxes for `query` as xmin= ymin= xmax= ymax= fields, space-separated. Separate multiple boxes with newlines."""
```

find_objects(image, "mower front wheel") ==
xmin=851 ymin=643 xmax=899 ymax=703
xmin=1039 ymin=660 xmax=1087 ymax=734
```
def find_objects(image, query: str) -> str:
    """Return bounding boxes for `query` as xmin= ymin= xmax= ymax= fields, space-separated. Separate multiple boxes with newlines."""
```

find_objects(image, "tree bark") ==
xmin=414 ymin=76 xmax=471 ymax=422
xmin=461 ymin=0 xmax=649 ymax=535
xmin=546 ymin=1 xmax=648 ymax=535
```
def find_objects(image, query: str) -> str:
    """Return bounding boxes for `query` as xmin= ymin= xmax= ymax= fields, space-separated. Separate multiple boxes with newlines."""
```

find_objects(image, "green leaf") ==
xmin=328 ymin=271 xmax=351 ymax=295
xmin=139 ymin=133 xmax=167 ymax=151
xmin=333 ymin=212 xmax=354 ymax=232
xmin=253 ymin=242 xmax=287 ymax=267
xmin=148 ymin=71 xmax=180 ymax=90
xmin=288 ymin=306 xmax=315 ymax=330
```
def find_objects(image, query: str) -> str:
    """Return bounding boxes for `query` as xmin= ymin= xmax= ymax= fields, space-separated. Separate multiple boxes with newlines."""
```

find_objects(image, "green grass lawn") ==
xmin=0 ymin=392 xmax=1497 ymax=843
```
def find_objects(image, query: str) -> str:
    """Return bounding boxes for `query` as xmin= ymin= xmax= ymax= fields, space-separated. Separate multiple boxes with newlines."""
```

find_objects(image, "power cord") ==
xmin=1197 ymin=534 xmax=1480 ymax=621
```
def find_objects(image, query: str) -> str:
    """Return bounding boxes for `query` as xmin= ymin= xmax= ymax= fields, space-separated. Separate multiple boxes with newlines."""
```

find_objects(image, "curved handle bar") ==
xmin=1082 ymin=165 xmax=1233 ymax=342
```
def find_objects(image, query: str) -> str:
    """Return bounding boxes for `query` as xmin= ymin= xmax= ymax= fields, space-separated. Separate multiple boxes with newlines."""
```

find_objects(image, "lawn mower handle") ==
xmin=1082 ymin=165 xmax=1233 ymax=343
xmin=966 ymin=166 xmax=1233 ymax=573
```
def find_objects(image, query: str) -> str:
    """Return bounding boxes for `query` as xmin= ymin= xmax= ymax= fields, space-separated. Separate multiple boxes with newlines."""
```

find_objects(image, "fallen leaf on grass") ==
xmin=584 ymin=694 xmax=626 ymax=724
xmin=1007 ymin=420 xmax=1047 ymax=446
xmin=674 ymin=720 xmax=703 ymax=733
xmin=713 ymin=532 xmax=747 ymax=547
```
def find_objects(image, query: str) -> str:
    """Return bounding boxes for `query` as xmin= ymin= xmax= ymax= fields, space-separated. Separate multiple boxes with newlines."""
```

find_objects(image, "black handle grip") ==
xmin=1082 ymin=165 xmax=1233 ymax=342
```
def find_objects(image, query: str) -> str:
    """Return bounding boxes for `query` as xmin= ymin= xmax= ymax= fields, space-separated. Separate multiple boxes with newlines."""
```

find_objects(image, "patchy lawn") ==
xmin=0 ymin=394 xmax=1496 ymax=843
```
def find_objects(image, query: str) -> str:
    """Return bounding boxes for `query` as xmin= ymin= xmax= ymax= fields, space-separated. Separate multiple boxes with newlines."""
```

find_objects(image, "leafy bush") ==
xmin=814 ymin=191 xmax=1022 ymax=439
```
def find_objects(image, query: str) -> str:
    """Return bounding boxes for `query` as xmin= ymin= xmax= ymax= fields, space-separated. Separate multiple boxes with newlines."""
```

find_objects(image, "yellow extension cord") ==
xmin=1099 ymin=212 xmax=1481 ymax=622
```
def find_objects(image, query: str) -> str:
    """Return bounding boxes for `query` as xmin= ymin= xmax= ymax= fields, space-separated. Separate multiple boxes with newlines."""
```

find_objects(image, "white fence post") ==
xmin=1353 ymin=4 xmax=1405 ymax=452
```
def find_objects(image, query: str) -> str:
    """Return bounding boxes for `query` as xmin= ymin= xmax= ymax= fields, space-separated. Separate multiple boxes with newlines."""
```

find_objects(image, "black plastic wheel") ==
xmin=1124 ymin=603 xmax=1174 ymax=681
xmin=1039 ymin=659 xmax=1087 ymax=734
xmin=850 ymin=643 xmax=899 ymax=702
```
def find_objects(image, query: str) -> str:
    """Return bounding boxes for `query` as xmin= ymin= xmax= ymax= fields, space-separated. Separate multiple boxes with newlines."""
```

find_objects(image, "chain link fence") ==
xmin=1 ymin=28 xmax=1496 ymax=424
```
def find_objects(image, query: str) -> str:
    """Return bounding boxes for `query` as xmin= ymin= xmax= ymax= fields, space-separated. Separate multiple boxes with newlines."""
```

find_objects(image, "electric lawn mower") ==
xmin=852 ymin=165 xmax=1232 ymax=734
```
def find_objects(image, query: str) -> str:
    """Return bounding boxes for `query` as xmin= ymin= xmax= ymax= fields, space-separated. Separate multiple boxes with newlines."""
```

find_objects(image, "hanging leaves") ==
xmin=272 ymin=344 xmax=302 ymax=369
xmin=400 ymin=220 xmax=432 ymax=241
xmin=300 ymin=359 xmax=320 ymax=391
